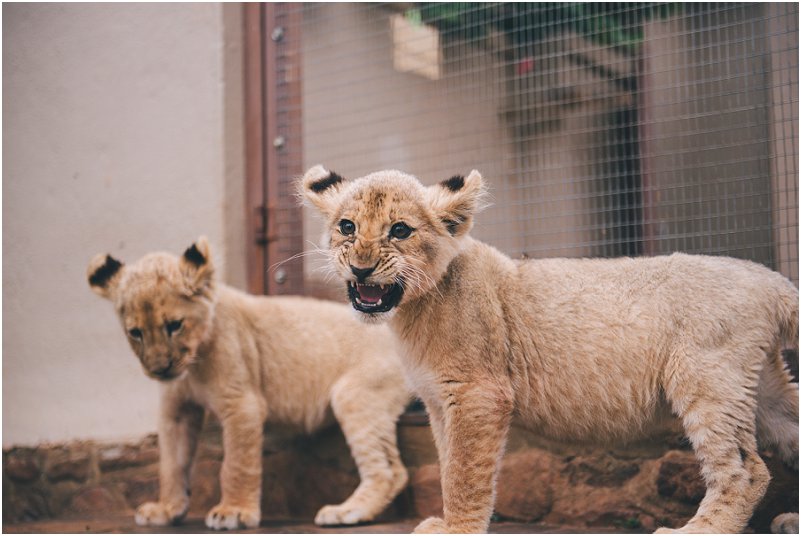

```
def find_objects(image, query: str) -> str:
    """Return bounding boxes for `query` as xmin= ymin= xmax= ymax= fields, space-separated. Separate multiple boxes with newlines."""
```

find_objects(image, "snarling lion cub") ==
xmin=88 ymin=238 xmax=410 ymax=530
xmin=301 ymin=166 xmax=799 ymax=534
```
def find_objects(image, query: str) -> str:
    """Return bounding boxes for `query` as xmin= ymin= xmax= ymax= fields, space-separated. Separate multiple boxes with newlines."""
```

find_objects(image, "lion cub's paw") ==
xmin=771 ymin=513 xmax=799 ymax=534
xmin=314 ymin=503 xmax=372 ymax=526
xmin=413 ymin=516 xmax=450 ymax=534
xmin=204 ymin=503 xmax=260 ymax=530
xmin=134 ymin=501 xmax=187 ymax=526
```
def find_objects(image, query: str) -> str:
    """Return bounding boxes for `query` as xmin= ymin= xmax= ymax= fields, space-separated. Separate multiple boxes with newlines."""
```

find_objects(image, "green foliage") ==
xmin=409 ymin=3 xmax=681 ymax=56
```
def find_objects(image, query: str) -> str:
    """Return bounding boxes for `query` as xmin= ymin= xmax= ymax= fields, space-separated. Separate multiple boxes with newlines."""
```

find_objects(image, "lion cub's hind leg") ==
xmin=314 ymin=374 xmax=409 ymax=526
xmin=756 ymin=348 xmax=799 ymax=469
xmin=657 ymin=347 xmax=770 ymax=534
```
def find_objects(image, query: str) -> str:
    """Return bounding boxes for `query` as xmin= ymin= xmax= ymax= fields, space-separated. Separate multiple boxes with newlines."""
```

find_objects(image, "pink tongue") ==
xmin=357 ymin=285 xmax=386 ymax=303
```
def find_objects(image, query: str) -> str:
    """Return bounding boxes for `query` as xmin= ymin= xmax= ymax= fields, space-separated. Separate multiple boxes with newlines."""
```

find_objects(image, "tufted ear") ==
xmin=298 ymin=165 xmax=347 ymax=217
xmin=427 ymin=170 xmax=487 ymax=237
xmin=180 ymin=236 xmax=214 ymax=293
xmin=88 ymin=254 xmax=125 ymax=300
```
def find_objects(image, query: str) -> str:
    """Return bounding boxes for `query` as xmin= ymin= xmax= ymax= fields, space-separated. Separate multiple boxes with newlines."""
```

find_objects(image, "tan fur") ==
xmin=301 ymin=166 xmax=800 ymax=534
xmin=88 ymin=237 xmax=410 ymax=530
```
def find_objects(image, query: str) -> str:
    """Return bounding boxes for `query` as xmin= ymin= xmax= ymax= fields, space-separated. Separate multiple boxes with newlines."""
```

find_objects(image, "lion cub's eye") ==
xmin=339 ymin=219 xmax=356 ymax=236
xmin=389 ymin=222 xmax=414 ymax=240
xmin=128 ymin=328 xmax=143 ymax=340
xmin=165 ymin=319 xmax=183 ymax=337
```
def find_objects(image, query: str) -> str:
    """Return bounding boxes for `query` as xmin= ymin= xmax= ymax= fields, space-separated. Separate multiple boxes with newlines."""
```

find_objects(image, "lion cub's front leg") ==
xmin=205 ymin=397 xmax=265 ymax=530
xmin=135 ymin=395 xmax=204 ymax=526
xmin=413 ymin=380 xmax=514 ymax=534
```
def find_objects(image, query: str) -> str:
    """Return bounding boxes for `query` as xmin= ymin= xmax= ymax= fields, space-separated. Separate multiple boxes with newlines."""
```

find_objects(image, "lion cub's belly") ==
xmin=515 ymin=380 xmax=672 ymax=443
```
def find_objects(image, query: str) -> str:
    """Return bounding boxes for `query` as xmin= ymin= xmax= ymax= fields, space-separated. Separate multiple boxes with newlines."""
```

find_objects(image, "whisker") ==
xmin=267 ymin=248 xmax=331 ymax=273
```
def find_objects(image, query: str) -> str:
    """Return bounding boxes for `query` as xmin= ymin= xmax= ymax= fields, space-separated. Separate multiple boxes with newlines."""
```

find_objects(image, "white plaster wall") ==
xmin=3 ymin=3 xmax=245 ymax=446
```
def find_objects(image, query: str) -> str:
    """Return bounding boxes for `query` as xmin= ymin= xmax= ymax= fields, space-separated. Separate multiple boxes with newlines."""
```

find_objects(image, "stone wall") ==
xmin=4 ymin=415 xmax=797 ymax=532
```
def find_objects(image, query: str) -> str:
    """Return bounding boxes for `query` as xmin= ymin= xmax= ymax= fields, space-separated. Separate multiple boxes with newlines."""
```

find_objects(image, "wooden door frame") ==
xmin=243 ymin=3 xmax=304 ymax=295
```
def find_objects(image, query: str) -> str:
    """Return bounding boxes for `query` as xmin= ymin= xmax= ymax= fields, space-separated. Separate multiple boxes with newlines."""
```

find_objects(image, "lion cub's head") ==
xmin=87 ymin=237 xmax=216 ymax=381
xmin=300 ymin=166 xmax=486 ymax=321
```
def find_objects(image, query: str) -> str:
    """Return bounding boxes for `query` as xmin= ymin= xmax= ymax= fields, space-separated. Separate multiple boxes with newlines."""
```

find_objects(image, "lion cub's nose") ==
xmin=152 ymin=362 xmax=173 ymax=377
xmin=350 ymin=265 xmax=375 ymax=283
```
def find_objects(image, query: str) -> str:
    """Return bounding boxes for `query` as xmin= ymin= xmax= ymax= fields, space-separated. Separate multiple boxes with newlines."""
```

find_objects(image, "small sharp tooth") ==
xmin=377 ymin=298 xmax=383 ymax=306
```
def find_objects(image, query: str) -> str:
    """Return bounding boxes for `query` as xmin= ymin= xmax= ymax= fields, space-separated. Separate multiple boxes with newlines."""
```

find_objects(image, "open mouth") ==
xmin=347 ymin=281 xmax=404 ymax=313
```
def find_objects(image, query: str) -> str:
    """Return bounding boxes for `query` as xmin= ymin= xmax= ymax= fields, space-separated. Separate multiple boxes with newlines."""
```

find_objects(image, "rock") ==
xmin=98 ymin=444 xmax=158 ymax=472
xmin=44 ymin=447 xmax=92 ymax=483
xmin=68 ymin=485 xmax=129 ymax=515
xmin=121 ymin=474 xmax=159 ymax=510
xmin=565 ymin=453 xmax=640 ymax=487
xmin=6 ymin=487 xmax=50 ymax=522
xmin=655 ymin=451 xmax=704 ymax=504
xmin=495 ymin=449 xmax=558 ymax=522
xmin=410 ymin=464 xmax=442 ymax=519
xmin=47 ymin=480 xmax=81 ymax=517
xmin=4 ymin=448 xmax=41 ymax=482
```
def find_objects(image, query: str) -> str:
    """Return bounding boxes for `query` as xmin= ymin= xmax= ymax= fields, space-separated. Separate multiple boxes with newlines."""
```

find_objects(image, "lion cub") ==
xmin=301 ymin=166 xmax=799 ymax=534
xmin=88 ymin=237 xmax=410 ymax=530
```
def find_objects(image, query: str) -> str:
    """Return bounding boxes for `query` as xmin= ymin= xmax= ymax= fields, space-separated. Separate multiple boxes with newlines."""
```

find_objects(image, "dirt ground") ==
xmin=3 ymin=516 xmax=645 ymax=534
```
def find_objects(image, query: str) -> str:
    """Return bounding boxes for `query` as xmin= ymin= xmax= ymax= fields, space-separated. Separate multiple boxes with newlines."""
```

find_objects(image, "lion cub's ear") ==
xmin=427 ymin=170 xmax=487 ymax=237
xmin=298 ymin=165 xmax=347 ymax=216
xmin=180 ymin=236 xmax=214 ymax=293
xmin=88 ymin=254 xmax=125 ymax=300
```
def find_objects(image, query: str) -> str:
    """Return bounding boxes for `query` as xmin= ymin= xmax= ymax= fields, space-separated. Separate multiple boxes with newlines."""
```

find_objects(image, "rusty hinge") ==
xmin=254 ymin=203 xmax=278 ymax=245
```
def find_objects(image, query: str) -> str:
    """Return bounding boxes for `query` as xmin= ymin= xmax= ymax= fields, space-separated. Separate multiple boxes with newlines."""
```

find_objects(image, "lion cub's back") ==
xmin=240 ymin=292 xmax=397 ymax=367
xmin=220 ymin=289 xmax=405 ymax=429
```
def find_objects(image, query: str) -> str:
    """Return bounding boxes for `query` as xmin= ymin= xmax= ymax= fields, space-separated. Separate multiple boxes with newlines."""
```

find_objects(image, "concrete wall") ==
xmin=3 ymin=3 xmax=245 ymax=446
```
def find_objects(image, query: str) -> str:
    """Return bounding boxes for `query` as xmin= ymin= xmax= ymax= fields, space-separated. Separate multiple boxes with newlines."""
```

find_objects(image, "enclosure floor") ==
xmin=3 ymin=516 xmax=645 ymax=534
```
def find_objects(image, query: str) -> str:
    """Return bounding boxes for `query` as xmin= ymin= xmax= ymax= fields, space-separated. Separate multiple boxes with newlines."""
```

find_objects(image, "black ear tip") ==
xmin=183 ymin=243 xmax=207 ymax=267
xmin=89 ymin=255 xmax=123 ymax=287
xmin=309 ymin=171 xmax=344 ymax=193
xmin=441 ymin=175 xmax=465 ymax=192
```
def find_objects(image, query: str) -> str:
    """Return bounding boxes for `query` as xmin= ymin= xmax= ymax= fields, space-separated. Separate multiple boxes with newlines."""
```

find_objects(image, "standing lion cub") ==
xmin=87 ymin=238 xmax=410 ymax=530
xmin=301 ymin=165 xmax=799 ymax=534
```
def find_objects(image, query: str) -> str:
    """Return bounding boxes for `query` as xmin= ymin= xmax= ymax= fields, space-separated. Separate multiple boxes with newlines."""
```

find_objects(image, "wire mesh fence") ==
xmin=261 ymin=2 xmax=798 ymax=298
